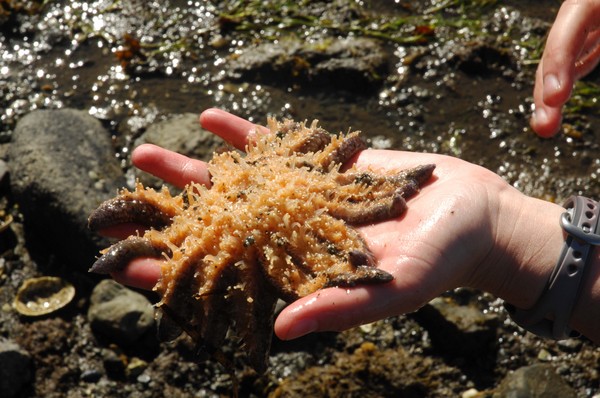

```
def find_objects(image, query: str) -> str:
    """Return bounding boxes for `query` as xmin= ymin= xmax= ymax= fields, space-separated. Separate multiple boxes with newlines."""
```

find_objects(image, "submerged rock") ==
xmin=449 ymin=40 xmax=516 ymax=77
xmin=228 ymin=37 xmax=389 ymax=93
xmin=8 ymin=109 xmax=126 ymax=269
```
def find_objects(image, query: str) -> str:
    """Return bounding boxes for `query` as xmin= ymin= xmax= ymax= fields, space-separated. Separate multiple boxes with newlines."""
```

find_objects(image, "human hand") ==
xmin=531 ymin=0 xmax=600 ymax=137
xmin=103 ymin=108 xmax=565 ymax=341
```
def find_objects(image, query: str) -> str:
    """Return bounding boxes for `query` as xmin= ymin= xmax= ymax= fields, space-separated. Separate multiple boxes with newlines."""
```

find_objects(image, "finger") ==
xmin=530 ymin=105 xmax=563 ymax=138
xmin=274 ymin=235 xmax=446 ymax=341
xmin=199 ymin=108 xmax=269 ymax=150
xmin=111 ymin=257 xmax=162 ymax=291
xmin=274 ymin=276 xmax=429 ymax=340
xmin=131 ymin=143 xmax=212 ymax=188
xmin=575 ymin=28 xmax=600 ymax=78
xmin=540 ymin=1 xmax=600 ymax=107
xmin=531 ymin=58 xmax=563 ymax=137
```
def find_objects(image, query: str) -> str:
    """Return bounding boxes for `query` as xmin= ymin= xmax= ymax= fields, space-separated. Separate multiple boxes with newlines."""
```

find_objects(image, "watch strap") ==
xmin=506 ymin=196 xmax=600 ymax=340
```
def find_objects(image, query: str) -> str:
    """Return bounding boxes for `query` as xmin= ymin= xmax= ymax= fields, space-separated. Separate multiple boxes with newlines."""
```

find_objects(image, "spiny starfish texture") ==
xmin=88 ymin=118 xmax=435 ymax=372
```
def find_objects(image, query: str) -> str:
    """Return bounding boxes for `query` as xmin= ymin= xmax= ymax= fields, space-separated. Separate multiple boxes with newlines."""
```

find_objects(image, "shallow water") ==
xmin=2 ymin=0 xmax=598 ymax=205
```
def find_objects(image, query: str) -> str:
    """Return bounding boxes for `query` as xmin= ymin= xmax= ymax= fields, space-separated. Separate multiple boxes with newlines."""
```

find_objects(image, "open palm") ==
xmin=106 ymin=108 xmax=561 ymax=340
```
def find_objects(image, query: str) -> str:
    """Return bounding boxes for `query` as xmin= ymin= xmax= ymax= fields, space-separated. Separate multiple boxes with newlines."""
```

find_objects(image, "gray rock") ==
xmin=88 ymin=279 xmax=156 ymax=349
xmin=0 ymin=339 xmax=32 ymax=398
xmin=493 ymin=364 xmax=576 ymax=398
xmin=448 ymin=40 xmax=516 ymax=77
xmin=228 ymin=37 xmax=388 ymax=93
xmin=411 ymin=297 xmax=500 ymax=356
xmin=8 ymin=109 xmax=126 ymax=268
xmin=132 ymin=113 xmax=225 ymax=188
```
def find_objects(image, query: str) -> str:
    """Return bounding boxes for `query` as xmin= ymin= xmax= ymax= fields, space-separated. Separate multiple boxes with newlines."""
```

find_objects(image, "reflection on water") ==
xmin=1 ymin=0 xmax=598 ymax=200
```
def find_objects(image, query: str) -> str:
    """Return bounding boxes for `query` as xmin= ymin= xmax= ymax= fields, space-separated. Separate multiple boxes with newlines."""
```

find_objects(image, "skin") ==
xmin=100 ymin=108 xmax=600 ymax=344
xmin=531 ymin=0 xmax=600 ymax=137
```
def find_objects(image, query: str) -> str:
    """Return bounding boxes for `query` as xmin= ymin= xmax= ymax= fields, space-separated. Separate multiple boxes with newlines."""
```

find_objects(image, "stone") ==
xmin=493 ymin=364 xmax=577 ymax=398
xmin=410 ymin=297 xmax=500 ymax=356
xmin=126 ymin=357 xmax=148 ymax=380
xmin=8 ymin=109 xmax=126 ymax=268
xmin=0 ymin=339 xmax=32 ymax=398
xmin=132 ymin=113 xmax=225 ymax=188
xmin=228 ymin=37 xmax=388 ymax=93
xmin=87 ymin=279 xmax=156 ymax=349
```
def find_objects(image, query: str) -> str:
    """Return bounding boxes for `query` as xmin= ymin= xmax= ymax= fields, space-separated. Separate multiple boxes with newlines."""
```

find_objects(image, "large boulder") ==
xmin=8 ymin=109 xmax=126 ymax=269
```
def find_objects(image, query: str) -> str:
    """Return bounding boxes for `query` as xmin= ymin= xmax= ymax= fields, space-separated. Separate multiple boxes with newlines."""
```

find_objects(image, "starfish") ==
xmin=88 ymin=118 xmax=434 ymax=372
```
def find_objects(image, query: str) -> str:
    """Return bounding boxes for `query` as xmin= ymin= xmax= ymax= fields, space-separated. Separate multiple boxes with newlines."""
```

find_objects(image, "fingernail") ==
xmin=533 ymin=107 xmax=548 ymax=125
xmin=285 ymin=319 xmax=318 ymax=339
xmin=543 ymin=73 xmax=561 ymax=94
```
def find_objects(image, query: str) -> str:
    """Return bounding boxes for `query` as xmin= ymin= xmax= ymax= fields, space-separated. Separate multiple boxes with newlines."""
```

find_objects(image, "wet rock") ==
xmin=132 ymin=113 xmax=225 ymax=188
xmin=126 ymin=357 xmax=148 ymax=380
xmin=556 ymin=338 xmax=583 ymax=353
xmin=87 ymin=280 xmax=157 ymax=351
xmin=493 ymin=364 xmax=577 ymax=398
xmin=0 ymin=338 xmax=32 ymax=398
xmin=228 ymin=37 xmax=388 ymax=93
xmin=80 ymin=368 xmax=103 ymax=383
xmin=410 ymin=297 xmax=500 ymax=357
xmin=8 ymin=109 xmax=126 ymax=269
xmin=449 ymin=40 xmax=516 ymax=77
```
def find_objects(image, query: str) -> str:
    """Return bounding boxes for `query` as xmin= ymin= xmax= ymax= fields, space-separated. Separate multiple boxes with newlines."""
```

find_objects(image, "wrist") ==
xmin=469 ymin=189 xmax=565 ymax=310
xmin=476 ymin=192 xmax=600 ymax=343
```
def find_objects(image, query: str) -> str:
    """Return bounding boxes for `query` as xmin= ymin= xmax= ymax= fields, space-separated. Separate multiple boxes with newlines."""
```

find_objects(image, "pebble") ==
xmin=556 ymin=338 xmax=583 ymax=352
xmin=87 ymin=280 xmax=156 ymax=348
xmin=537 ymin=348 xmax=553 ymax=361
xmin=493 ymin=364 xmax=576 ymax=397
xmin=137 ymin=373 xmax=151 ymax=384
xmin=461 ymin=388 xmax=480 ymax=398
xmin=80 ymin=369 xmax=103 ymax=383
xmin=126 ymin=357 xmax=148 ymax=379
xmin=0 ymin=339 xmax=32 ymax=398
